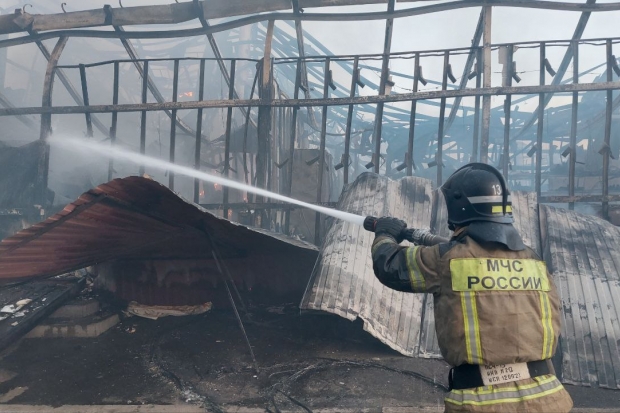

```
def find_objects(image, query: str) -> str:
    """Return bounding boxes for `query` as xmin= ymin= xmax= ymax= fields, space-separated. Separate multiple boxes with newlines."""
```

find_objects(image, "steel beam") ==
xmin=194 ymin=59 xmax=206 ymax=203
xmin=407 ymin=53 xmax=420 ymax=176
xmin=437 ymin=51 xmax=449 ymax=185
xmin=4 ymin=81 xmax=620 ymax=116
xmin=223 ymin=59 xmax=236 ymax=219
xmin=568 ymin=41 xmax=579 ymax=210
xmin=480 ymin=5 xmax=492 ymax=163
xmin=315 ymin=57 xmax=331 ymax=245
xmin=535 ymin=43 xmax=545 ymax=197
xmin=602 ymin=40 xmax=613 ymax=220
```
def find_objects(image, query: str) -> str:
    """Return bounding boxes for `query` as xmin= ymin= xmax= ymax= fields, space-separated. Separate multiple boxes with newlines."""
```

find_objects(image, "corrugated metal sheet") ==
xmin=0 ymin=176 xmax=317 ymax=285
xmin=541 ymin=205 xmax=620 ymax=389
xmin=301 ymin=172 xmax=434 ymax=357
xmin=303 ymin=173 xmax=546 ymax=359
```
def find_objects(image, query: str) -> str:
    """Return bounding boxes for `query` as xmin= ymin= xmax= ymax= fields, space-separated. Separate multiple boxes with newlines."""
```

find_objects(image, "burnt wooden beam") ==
xmin=5 ymin=81 xmax=620 ymax=116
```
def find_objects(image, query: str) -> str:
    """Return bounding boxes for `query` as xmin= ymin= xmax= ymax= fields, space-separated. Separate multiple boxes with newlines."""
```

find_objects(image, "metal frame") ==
xmin=4 ymin=2 xmax=620 ymax=243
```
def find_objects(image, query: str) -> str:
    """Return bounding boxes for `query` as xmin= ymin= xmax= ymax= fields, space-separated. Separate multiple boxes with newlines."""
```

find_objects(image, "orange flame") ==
xmin=214 ymin=183 xmax=222 ymax=191
xmin=179 ymin=91 xmax=194 ymax=98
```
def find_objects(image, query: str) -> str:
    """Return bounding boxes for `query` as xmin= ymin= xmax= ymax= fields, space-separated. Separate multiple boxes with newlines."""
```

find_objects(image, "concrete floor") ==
xmin=0 ymin=306 xmax=619 ymax=412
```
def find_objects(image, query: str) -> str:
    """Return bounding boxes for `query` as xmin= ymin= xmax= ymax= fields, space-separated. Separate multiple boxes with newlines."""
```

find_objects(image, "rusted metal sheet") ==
xmin=0 ymin=176 xmax=317 ymax=286
xmin=540 ymin=205 xmax=620 ymax=389
xmin=301 ymin=172 xmax=434 ymax=357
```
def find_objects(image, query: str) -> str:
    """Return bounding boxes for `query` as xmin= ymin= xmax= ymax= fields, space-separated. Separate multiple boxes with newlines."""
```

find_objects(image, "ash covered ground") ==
xmin=0 ymin=306 xmax=618 ymax=411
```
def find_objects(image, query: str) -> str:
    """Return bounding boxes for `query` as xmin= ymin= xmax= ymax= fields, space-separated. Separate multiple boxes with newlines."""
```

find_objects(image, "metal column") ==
xmin=407 ymin=53 xmax=420 ymax=177
xmin=568 ymin=41 xmax=579 ymax=210
xmin=108 ymin=61 xmax=120 ymax=181
xmin=436 ymin=51 xmax=450 ymax=185
xmin=223 ymin=59 xmax=236 ymax=219
xmin=535 ymin=43 xmax=546 ymax=197
xmin=169 ymin=59 xmax=179 ymax=189
xmin=480 ymin=5 xmax=492 ymax=163
xmin=78 ymin=64 xmax=93 ymax=137
xmin=502 ymin=45 xmax=514 ymax=179
xmin=139 ymin=60 xmax=149 ymax=176
xmin=315 ymin=58 xmax=331 ymax=245
xmin=194 ymin=59 xmax=206 ymax=203
xmin=344 ymin=57 xmax=360 ymax=184
xmin=602 ymin=40 xmax=613 ymax=219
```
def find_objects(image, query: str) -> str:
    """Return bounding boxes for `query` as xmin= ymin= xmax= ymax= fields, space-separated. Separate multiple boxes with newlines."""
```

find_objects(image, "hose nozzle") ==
xmin=363 ymin=215 xmax=449 ymax=246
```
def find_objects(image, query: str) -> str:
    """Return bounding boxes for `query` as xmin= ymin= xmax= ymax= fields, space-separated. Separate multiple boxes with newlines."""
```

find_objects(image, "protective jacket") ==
xmin=371 ymin=227 xmax=573 ymax=413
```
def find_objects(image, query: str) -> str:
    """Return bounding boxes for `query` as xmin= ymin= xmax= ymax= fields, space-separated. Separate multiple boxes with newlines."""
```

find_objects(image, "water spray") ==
xmin=50 ymin=136 xmax=366 ymax=225
xmin=50 ymin=137 xmax=448 ymax=245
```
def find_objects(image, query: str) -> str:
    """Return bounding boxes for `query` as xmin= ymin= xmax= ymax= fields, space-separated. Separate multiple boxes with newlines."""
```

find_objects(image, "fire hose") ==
xmin=363 ymin=216 xmax=449 ymax=246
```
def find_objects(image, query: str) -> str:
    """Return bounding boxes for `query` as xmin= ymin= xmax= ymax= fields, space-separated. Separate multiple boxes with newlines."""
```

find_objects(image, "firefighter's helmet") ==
xmin=440 ymin=163 xmax=513 ymax=229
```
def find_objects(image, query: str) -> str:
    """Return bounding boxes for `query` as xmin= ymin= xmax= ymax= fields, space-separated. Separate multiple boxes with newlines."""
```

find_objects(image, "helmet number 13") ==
xmin=492 ymin=184 xmax=502 ymax=195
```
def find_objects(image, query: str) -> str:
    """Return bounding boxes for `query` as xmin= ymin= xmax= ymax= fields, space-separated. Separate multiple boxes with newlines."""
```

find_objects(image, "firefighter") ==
xmin=370 ymin=163 xmax=573 ymax=413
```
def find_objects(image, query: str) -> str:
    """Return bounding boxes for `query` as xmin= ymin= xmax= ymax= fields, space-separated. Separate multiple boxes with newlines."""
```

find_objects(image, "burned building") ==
xmin=1 ymin=0 xmax=620 ymax=410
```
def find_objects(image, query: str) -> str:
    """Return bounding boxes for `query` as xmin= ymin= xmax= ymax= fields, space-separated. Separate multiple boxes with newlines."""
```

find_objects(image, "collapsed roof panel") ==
xmin=301 ymin=172 xmax=434 ymax=357
xmin=541 ymin=205 xmax=620 ymax=389
xmin=0 ymin=176 xmax=317 ymax=285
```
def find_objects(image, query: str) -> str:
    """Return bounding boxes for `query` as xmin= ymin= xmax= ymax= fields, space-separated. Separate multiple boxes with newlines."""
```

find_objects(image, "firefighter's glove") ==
xmin=374 ymin=217 xmax=407 ymax=244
